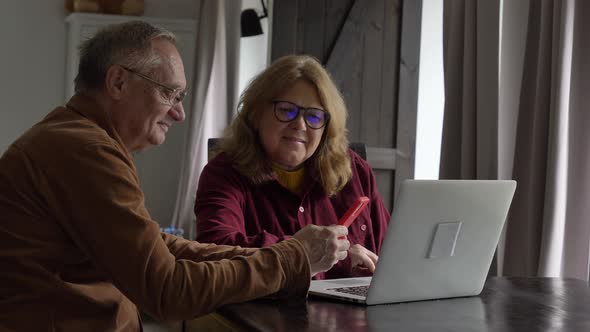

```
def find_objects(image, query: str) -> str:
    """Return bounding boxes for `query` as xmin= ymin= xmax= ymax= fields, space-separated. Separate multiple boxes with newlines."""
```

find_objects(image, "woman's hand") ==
xmin=349 ymin=244 xmax=378 ymax=272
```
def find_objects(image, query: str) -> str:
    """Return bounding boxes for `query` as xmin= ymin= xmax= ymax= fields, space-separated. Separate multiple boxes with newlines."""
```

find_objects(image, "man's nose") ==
xmin=169 ymin=102 xmax=186 ymax=122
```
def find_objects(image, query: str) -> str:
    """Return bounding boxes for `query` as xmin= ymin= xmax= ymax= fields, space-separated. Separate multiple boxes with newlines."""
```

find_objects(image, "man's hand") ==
xmin=293 ymin=225 xmax=350 ymax=276
xmin=349 ymin=244 xmax=378 ymax=272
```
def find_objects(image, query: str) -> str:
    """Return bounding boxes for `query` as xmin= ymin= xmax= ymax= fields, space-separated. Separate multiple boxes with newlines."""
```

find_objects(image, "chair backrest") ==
xmin=349 ymin=142 xmax=367 ymax=160
xmin=207 ymin=138 xmax=221 ymax=161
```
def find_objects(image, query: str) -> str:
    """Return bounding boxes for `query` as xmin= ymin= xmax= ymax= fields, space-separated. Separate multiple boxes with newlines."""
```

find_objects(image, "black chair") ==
xmin=207 ymin=138 xmax=222 ymax=160
xmin=349 ymin=142 xmax=367 ymax=160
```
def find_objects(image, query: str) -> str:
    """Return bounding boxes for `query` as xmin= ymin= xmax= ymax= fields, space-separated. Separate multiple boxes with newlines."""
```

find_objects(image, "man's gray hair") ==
xmin=74 ymin=21 xmax=176 ymax=93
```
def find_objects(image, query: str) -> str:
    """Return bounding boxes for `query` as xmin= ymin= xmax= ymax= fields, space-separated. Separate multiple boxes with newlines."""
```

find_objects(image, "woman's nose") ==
xmin=290 ymin=111 xmax=307 ymax=130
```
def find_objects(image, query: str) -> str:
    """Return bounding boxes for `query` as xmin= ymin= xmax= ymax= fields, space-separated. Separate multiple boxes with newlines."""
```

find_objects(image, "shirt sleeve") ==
xmin=195 ymin=157 xmax=289 ymax=248
xmin=323 ymin=152 xmax=391 ymax=279
xmin=366 ymin=169 xmax=391 ymax=253
xmin=41 ymin=142 xmax=310 ymax=320
xmin=350 ymin=152 xmax=390 ymax=251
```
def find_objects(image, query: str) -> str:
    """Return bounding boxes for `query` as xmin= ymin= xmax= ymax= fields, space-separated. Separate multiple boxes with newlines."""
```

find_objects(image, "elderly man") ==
xmin=0 ymin=21 xmax=349 ymax=331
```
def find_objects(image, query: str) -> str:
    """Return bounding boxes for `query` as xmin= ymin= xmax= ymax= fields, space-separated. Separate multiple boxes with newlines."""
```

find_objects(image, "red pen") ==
xmin=338 ymin=196 xmax=370 ymax=227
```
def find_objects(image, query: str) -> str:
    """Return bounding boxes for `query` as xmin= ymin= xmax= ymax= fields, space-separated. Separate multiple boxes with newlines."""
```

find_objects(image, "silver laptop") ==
xmin=309 ymin=179 xmax=517 ymax=305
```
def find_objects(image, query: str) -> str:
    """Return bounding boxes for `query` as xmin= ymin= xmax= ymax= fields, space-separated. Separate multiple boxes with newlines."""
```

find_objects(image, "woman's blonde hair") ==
xmin=219 ymin=55 xmax=351 ymax=196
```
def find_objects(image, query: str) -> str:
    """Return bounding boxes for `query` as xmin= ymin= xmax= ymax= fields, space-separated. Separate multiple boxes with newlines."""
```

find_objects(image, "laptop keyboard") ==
xmin=329 ymin=285 xmax=369 ymax=297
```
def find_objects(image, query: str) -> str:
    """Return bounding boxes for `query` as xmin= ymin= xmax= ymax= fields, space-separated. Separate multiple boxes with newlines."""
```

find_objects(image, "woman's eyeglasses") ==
xmin=272 ymin=100 xmax=330 ymax=129
xmin=120 ymin=65 xmax=187 ymax=106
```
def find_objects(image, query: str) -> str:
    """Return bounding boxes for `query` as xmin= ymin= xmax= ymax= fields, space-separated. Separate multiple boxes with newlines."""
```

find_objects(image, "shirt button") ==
xmin=360 ymin=224 xmax=367 ymax=231
xmin=299 ymin=206 xmax=305 ymax=213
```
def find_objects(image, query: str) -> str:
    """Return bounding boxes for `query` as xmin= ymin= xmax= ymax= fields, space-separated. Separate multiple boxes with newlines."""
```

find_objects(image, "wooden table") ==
xmin=217 ymin=277 xmax=590 ymax=331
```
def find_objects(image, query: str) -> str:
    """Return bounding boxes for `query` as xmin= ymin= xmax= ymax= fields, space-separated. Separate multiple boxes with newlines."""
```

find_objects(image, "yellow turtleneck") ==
xmin=272 ymin=164 xmax=306 ymax=195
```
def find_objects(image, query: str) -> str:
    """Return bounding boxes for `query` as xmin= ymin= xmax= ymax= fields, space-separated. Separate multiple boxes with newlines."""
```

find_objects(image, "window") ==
xmin=414 ymin=0 xmax=444 ymax=180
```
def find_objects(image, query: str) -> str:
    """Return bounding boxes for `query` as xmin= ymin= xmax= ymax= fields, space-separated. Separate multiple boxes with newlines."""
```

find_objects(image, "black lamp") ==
xmin=241 ymin=0 xmax=268 ymax=37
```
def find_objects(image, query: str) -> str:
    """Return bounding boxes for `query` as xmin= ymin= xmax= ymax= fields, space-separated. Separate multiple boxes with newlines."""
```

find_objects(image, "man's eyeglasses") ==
xmin=120 ymin=66 xmax=187 ymax=106
xmin=272 ymin=100 xmax=330 ymax=129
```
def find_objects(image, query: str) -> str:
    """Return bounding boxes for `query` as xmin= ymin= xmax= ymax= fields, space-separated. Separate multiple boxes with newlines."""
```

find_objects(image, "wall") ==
xmin=0 ymin=1 xmax=199 ymax=228
xmin=238 ymin=0 xmax=270 ymax=95
xmin=0 ymin=0 xmax=67 ymax=153
xmin=0 ymin=0 xmax=198 ymax=153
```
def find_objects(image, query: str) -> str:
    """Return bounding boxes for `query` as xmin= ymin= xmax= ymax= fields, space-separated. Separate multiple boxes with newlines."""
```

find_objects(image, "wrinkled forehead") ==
xmin=151 ymin=39 xmax=186 ymax=88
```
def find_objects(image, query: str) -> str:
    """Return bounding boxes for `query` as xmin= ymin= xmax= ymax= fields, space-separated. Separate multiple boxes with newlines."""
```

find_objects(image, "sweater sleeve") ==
xmin=195 ymin=156 xmax=289 ymax=248
xmin=41 ymin=142 xmax=310 ymax=321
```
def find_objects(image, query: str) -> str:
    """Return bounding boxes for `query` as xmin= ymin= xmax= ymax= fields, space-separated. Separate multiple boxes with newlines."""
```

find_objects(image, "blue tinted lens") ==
xmin=305 ymin=109 xmax=326 ymax=128
xmin=305 ymin=113 xmax=322 ymax=125
xmin=284 ymin=108 xmax=298 ymax=120
xmin=275 ymin=102 xmax=299 ymax=121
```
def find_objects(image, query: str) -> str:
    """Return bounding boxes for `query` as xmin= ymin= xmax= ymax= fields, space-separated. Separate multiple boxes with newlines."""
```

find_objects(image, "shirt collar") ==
xmin=65 ymin=93 xmax=130 ymax=156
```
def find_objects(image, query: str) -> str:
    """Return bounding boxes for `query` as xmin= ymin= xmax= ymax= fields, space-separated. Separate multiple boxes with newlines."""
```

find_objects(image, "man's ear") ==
xmin=105 ymin=65 xmax=127 ymax=100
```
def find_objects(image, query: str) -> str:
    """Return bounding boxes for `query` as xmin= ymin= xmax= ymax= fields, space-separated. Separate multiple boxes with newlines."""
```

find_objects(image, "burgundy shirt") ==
xmin=195 ymin=151 xmax=391 ymax=279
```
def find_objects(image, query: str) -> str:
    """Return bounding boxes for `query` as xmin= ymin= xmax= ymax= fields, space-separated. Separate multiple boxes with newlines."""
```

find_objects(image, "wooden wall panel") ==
xmin=343 ymin=58 xmax=363 ymax=142
xmin=394 ymin=0 xmax=422 ymax=201
xmin=324 ymin=0 xmax=372 ymax=143
xmin=302 ymin=0 xmax=326 ymax=59
xmin=360 ymin=1 xmax=385 ymax=146
xmin=359 ymin=0 xmax=398 ymax=208
xmin=324 ymin=0 xmax=354 ymax=62
xmin=270 ymin=0 xmax=418 ymax=212
xmin=271 ymin=0 xmax=298 ymax=60
xmin=296 ymin=0 xmax=306 ymax=52
xmin=380 ymin=0 xmax=401 ymax=148
xmin=373 ymin=0 xmax=402 ymax=208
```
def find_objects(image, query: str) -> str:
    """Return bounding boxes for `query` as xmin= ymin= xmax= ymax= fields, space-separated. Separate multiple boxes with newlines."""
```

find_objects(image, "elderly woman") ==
xmin=195 ymin=55 xmax=390 ymax=279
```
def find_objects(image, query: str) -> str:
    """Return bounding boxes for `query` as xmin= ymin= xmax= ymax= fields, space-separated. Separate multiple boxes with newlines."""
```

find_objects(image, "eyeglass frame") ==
xmin=120 ymin=65 xmax=187 ymax=106
xmin=272 ymin=100 xmax=330 ymax=130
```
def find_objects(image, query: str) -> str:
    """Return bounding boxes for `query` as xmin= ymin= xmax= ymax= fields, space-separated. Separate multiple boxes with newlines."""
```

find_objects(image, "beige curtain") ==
xmin=503 ymin=0 xmax=590 ymax=281
xmin=442 ymin=0 xmax=590 ymax=280
xmin=502 ymin=0 xmax=571 ymax=277
xmin=440 ymin=0 xmax=499 ymax=180
xmin=562 ymin=0 xmax=590 ymax=280
xmin=171 ymin=0 xmax=241 ymax=240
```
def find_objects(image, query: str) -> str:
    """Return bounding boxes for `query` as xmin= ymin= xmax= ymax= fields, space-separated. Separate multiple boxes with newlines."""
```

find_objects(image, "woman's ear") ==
xmin=104 ymin=65 xmax=127 ymax=100
xmin=318 ymin=128 xmax=329 ymax=152
xmin=246 ymin=110 xmax=259 ymax=131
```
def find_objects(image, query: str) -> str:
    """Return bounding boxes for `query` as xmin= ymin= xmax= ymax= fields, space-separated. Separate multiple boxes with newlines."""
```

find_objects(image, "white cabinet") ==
xmin=65 ymin=13 xmax=197 ymax=226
